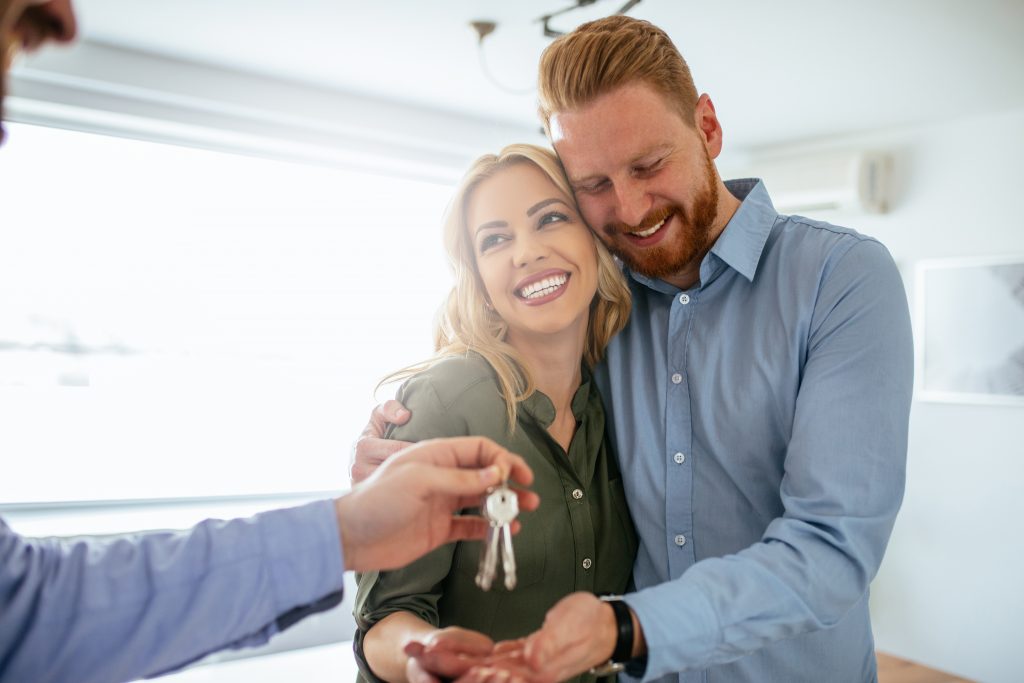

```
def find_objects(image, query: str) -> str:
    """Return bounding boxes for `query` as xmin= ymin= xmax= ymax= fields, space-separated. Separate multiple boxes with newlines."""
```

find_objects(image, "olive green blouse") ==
xmin=353 ymin=353 xmax=637 ymax=682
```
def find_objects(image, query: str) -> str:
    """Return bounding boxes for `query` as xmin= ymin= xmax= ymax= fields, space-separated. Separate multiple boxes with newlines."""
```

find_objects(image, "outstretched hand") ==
xmin=336 ymin=436 xmax=539 ymax=572
xmin=447 ymin=593 xmax=632 ymax=683
xmin=406 ymin=634 xmax=535 ymax=683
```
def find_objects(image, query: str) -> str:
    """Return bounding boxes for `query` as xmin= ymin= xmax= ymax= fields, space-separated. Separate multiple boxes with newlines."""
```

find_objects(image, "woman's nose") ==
xmin=513 ymin=232 xmax=548 ymax=267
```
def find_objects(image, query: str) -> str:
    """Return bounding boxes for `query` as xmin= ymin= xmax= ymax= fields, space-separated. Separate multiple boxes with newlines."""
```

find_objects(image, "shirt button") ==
xmin=678 ymin=293 xmax=690 ymax=305
xmin=674 ymin=534 xmax=687 ymax=547
xmin=572 ymin=488 xmax=583 ymax=500
xmin=671 ymin=372 xmax=683 ymax=385
xmin=582 ymin=558 xmax=593 ymax=569
xmin=674 ymin=452 xmax=686 ymax=464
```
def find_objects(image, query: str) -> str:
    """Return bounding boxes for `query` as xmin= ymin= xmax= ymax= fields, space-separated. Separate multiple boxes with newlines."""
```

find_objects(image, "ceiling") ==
xmin=72 ymin=0 xmax=1024 ymax=150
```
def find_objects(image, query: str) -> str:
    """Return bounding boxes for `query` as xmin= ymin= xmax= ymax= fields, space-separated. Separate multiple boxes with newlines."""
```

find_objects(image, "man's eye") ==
xmin=634 ymin=159 xmax=662 ymax=176
xmin=577 ymin=180 xmax=608 ymax=194
xmin=538 ymin=211 xmax=569 ymax=228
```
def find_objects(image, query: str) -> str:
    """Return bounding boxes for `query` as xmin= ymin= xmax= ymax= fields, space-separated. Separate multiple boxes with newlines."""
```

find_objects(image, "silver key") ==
xmin=475 ymin=483 xmax=519 ymax=591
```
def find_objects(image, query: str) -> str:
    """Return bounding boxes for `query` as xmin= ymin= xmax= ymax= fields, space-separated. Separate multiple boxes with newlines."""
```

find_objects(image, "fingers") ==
xmin=362 ymin=400 xmax=410 ymax=439
xmin=405 ymin=652 xmax=442 ymax=683
xmin=351 ymin=435 xmax=409 ymax=484
xmin=427 ymin=627 xmax=495 ymax=656
xmin=403 ymin=437 xmax=534 ymax=488
xmin=405 ymin=640 xmax=488 ymax=680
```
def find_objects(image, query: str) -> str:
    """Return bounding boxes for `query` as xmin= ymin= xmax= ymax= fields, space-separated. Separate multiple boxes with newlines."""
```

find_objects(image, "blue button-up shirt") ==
xmin=599 ymin=180 xmax=913 ymax=683
xmin=0 ymin=500 xmax=345 ymax=683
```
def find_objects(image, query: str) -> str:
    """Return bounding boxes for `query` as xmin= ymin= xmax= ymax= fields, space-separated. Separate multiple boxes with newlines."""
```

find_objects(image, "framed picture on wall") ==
xmin=916 ymin=256 xmax=1024 ymax=405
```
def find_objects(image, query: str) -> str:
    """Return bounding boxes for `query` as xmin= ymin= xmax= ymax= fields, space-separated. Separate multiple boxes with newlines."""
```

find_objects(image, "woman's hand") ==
xmin=405 ymin=627 xmax=497 ymax=683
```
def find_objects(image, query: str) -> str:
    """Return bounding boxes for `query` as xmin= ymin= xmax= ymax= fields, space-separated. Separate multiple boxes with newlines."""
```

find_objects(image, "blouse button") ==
xmin=582 ymin=558 xmax=593 ymax=570
xmin=571 ymin=488 xmax=583 ymax=500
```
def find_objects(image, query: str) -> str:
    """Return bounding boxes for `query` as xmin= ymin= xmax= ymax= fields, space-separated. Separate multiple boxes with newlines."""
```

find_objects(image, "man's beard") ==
xmin=601 ymin=149 xmax=719 ymax=281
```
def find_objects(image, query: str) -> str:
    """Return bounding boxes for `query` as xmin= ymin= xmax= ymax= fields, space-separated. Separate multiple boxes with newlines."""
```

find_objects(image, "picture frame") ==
xmin=915 ymin=255 xmax=1024 ymax=405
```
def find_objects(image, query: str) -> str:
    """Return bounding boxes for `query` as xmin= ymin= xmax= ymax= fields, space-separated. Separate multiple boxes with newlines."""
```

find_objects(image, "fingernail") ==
xmin=396 ymin=408 xmax=409 ymax=419
xmin=479 ymin=465 xmax=500 ymax=483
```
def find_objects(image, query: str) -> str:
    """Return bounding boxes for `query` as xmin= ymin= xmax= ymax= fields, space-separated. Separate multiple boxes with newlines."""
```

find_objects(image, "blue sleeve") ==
xmin=624 ymin=240 xmax=914 ymax=678
xmin=0 ymin=499 xmax=345 ymax=683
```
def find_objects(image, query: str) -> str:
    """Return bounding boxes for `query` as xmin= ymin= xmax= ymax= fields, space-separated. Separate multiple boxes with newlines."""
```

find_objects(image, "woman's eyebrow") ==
xmin=475 ymin=220 xmax=507 ymax=234
xmin=526 ymin=198 xmax=568 ymax=217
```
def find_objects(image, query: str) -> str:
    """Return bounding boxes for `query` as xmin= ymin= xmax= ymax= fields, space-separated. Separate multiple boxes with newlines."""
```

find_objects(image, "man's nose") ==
xmin=613 ymin=178 xmax=651 ymax=229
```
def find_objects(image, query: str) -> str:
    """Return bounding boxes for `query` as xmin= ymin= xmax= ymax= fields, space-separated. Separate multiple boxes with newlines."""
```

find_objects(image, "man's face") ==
xmin=549 ymin=82 xmax=721 ymax=283
xmin=1 ymin=0 xmax=76 ymax=143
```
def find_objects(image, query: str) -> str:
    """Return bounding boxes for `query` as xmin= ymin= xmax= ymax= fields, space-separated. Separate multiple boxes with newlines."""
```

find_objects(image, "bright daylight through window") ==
xmin=0 ymin=123 xmax=454 ymax=510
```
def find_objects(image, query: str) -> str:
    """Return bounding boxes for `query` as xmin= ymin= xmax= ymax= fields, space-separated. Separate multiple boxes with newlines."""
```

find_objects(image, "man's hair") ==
xmin=538 ymin=15 xmax=698 ymax=133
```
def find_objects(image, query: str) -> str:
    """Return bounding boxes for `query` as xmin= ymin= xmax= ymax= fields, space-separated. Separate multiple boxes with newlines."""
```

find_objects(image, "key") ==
xmin=475 ymin=482 xmax=519 ymax=591
xmin=475 ymin=519 xmax=501 ymax=590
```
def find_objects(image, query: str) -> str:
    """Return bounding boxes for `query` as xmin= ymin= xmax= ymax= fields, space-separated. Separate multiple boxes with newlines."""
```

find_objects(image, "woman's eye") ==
xmin=538 ymin=211 xmax=569 ymax=228
xmin=479 ymin=234 xmax=508 ymax=252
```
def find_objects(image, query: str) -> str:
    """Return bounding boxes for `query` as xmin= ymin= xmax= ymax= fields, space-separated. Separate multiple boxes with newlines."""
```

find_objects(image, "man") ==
xmin=0 ymin=3 xmax=539 ymax=683
xmin=355 ymin=15 xmax=914 ymax=683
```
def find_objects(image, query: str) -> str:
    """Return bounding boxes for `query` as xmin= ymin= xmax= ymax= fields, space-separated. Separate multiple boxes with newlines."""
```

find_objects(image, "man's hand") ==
xmin=336 ymin=436 xmax=539 ymax=572
xmin=404 ymin=627 xmax=496 ymax=683
xmin=516 ymin=593 xmax=622 ymax=683
xmin=350 ymin=400 xmax=413 ymax=484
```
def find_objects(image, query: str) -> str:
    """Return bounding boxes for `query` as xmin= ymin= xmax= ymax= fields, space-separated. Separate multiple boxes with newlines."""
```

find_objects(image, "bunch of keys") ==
xmin=475 ymin=481 xmax=519 ymax=591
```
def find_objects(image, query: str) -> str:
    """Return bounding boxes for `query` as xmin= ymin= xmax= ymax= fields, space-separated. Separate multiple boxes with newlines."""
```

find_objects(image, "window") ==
xmin=0 ymin=123 xmax=456 ymax=506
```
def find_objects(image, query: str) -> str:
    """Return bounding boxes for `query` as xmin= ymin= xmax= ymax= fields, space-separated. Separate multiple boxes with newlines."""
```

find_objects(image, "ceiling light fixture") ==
xmin=470 ymin=0 xmax=643 ymax=95
xmin=539 ymin=0 xmax=643 ymax=38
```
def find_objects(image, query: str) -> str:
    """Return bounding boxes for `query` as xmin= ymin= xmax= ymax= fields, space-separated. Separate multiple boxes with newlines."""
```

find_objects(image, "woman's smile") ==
xmin=515 ymin=270 xmax=571 ymax=305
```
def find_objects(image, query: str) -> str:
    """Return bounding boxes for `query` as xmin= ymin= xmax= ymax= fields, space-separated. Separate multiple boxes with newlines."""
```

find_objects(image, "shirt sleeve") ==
xmin=623 ymin=239 xmax=914 ymax=678
xmin=0 ymin=499 xmax=345 ymax=683
xmin=353 ymin=373 xmax=468 ymax=680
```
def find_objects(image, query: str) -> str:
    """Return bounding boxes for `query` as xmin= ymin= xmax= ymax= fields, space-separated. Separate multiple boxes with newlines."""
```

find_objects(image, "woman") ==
xmin=354 ymin=144 xmax=637 ymax=683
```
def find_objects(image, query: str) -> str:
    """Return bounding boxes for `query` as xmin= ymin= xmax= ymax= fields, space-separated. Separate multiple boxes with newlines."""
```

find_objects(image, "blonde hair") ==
xmin=537 ymin=15 xmax=698 ymax=134
xmin=381 ymin=143 xmax=631 ymax=428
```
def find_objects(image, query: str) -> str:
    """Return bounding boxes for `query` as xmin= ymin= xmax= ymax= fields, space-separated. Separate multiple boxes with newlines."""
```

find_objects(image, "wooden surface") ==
xmin=877 ymin=652 xmax=975 ymax=683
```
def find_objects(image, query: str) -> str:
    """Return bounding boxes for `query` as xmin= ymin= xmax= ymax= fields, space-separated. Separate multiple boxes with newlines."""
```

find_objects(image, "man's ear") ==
xmin=694 ymin=93 xmax=724 ymax=159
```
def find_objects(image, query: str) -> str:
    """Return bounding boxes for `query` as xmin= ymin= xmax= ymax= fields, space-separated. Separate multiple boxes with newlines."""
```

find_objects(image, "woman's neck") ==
xmin=507 ymin=321 xmax=586 ymax=421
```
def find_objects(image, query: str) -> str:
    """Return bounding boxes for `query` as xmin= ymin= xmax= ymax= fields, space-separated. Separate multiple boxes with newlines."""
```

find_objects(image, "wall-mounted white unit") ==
xmin=743 ymin=149 xmax=891 ymax=215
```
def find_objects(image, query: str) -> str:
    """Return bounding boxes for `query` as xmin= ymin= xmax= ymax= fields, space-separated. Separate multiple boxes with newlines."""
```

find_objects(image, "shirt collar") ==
xmin=627 ymin=178 xmax=777 ymax=292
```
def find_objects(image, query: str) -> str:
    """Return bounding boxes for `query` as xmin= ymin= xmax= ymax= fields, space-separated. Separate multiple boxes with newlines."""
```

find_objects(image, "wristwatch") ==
xmin=588 ymin=596 xmax=647 ymax=678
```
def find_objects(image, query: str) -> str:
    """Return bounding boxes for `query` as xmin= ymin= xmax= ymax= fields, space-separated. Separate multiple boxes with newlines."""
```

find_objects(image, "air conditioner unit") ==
xmin=742 ymin=149 xmax=891 ymax=215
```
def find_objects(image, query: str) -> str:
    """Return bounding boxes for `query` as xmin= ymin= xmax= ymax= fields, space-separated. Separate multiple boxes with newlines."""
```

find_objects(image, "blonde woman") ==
xmin=354 ymin=144 xmax=637 ymax=683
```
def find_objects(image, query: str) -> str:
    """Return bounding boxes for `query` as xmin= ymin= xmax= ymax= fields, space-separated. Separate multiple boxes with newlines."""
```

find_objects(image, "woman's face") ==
xmin=466 ymin=161 xmax=599 ymax=344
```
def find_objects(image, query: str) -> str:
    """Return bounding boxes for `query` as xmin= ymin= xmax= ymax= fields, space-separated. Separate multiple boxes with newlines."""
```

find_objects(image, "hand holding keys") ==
xmin=475 ymin=481 xmax=519 ymax=591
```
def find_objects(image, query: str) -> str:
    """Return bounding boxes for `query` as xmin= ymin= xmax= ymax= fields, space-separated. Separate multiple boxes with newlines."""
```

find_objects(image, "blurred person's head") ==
xmin=538 ymin=15 xmax=735 ymax=287
xmin=1 ymin=0 xmax=76 ymax=144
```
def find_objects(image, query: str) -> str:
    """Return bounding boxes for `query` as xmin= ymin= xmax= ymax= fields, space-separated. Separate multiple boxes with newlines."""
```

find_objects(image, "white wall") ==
xmin=732 ymin=107 xmax=1024 ymax=683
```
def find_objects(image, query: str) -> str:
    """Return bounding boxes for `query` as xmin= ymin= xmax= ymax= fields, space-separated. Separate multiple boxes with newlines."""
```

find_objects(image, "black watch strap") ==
xmin=604 ymin=596 xmax=635 ymax=663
